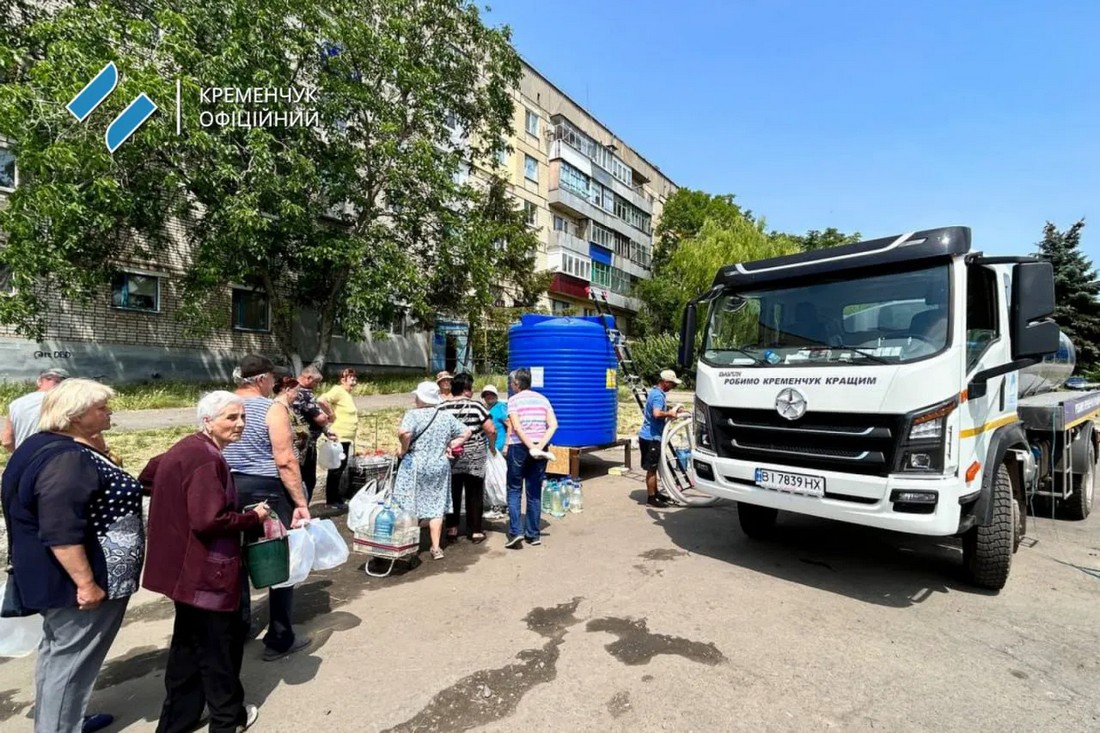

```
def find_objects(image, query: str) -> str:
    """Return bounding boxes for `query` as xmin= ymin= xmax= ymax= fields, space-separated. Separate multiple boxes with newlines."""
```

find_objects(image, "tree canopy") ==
xmin=790 ymin=227 xmax=862 ymax=252
xmin=0 ymin=0 xmax=541 ymax=369
xmin=1034 ymin=219 xmax=1100 ymax=371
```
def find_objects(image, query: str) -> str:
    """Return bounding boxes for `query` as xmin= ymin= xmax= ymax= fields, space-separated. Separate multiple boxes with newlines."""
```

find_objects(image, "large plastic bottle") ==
xmin=375 ymin=505 xmax=395 ymax=538
xmin=394 ymin=504 xmax=417 ymax=533
xmin=542 ymin=480 xmax=554 ymax=514
xmin=367 ymin=500 xmax=386 ymax=535
xmin=569 ymin=479 xmax=583 ymax=513
xmin=560 ymin=484 xmax=571 ymax=514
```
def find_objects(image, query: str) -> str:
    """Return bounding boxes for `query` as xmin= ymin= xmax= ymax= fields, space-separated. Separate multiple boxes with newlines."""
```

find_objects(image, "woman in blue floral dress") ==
xmin=393 ymin=382 xmax=470 ymax=560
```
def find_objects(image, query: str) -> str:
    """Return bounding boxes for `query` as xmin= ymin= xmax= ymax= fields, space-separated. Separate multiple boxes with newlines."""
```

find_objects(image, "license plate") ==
xmin=754 ymin=468 xmax=825 ymax=497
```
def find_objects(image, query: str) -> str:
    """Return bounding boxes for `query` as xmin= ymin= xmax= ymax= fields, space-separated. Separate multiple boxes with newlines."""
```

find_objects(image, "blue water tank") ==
xmin=508 ymin=314 xmax=618 ymax=447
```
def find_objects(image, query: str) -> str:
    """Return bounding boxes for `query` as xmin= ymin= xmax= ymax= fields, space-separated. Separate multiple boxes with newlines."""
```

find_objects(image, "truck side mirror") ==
xmin=678 ymin=303 xmax=698 ymax=371
xmin=1011 ymin=261 xmax=1059 ymax=360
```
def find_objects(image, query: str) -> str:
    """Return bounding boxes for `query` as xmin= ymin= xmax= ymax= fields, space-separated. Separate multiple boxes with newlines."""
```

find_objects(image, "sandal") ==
xmin=470 ymin=533 xmax=486 ymax=544
xmin=430 ymin=548 xmax=444 ymax=560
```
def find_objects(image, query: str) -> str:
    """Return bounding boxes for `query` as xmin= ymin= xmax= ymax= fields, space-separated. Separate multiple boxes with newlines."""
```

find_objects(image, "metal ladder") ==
xmin=587 ymin=287 xmax=695 ymax=499
xmin=587 ymin=287 xmax=648 ymax=413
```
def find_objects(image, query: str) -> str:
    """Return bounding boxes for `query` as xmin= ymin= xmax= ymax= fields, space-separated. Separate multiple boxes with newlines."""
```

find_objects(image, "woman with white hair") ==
xmin=140 ymin=391 xmax=270 ymax=732
xmin=392 ymin=381 xmax=471 ymax=560
xmin=0 ymin=378 xmax=144 ymax=733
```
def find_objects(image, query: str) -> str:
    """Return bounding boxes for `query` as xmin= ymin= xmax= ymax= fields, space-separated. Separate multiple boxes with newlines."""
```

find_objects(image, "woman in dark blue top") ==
xmin=1 ymin=379 xmax=143 ymax=733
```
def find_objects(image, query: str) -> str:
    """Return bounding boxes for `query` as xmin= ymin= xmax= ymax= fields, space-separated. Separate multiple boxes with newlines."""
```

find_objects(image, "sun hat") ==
xmin=659 ymin=369 xmax=683 ymax=385
xmin=435 ymin=370 xmax=454 ymax=383
xmin=413 ymin=381 xmax=442 ymax=405
xmin=480 ymin=384 xmax=499 ymax=397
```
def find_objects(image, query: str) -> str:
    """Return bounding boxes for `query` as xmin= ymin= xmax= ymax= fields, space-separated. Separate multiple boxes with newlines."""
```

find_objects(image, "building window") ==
xmin=0 ymin=143 xmax=16 ymax=192
xmin=110 ymin=272 xmax=161 ymax=312
xmin=0 ymin=265 xmax=15 ymax=295
xmin=524 ymin=154 xmax=538 ymax=182
xmin=232 ymin=287 xmax=270 ymax=332
xmin=525 ymin=109 xmax=539 ymax=137
xmin=553 ymin=215 xmax=576 ymax=236
xmin=523 ymin=201 xmax=538 ymax=227
xmin=559 ymin=162 xmax=589 ymax=197
xmin=496 ymin=146 xmax=509 ymax=167
xmin=390 ymin=309 xmax=407 ymax=337
xmin=551 ymin=299 xmax=575 ymax=316
xmin=443 ymin=110 xmax=458 ymax=132
xmin=561 ymin=253 xmax=591 ymax=281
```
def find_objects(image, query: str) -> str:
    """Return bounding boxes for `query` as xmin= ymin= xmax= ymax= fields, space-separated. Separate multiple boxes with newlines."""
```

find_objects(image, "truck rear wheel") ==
xmin=737 ymin=503 xmax=778 ymax=539
xmin=1062 ymin=443 xmax=1095 ymax=521
xmin=963 ymin=463 xmax=1016 ymax=590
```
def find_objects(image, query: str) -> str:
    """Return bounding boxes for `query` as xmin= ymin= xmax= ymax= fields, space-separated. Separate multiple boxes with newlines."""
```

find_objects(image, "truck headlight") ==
xmin=694 ymin=398 xmax=714 ymax=452
xmin=896 ymin=397 xmax=957 ymax=473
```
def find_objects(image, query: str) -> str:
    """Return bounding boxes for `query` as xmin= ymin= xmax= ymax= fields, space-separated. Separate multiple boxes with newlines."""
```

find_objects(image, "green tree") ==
xmin=651 ymin=189 xmax=745 ymax=272
xmin=790 ymin=227 xmax=862 ymax=252
xmin=637 ymin=216 xmax=799 ymax=338
xmin=1034 ymin=219 xmax=1100 ymax=370
xmin=0 ymin=0 xmax=538 ymax=370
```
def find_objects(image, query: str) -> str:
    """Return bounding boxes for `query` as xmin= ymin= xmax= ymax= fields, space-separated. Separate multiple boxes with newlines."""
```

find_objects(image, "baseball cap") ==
xmin=413 ymin=381 xmax=442 ymax=405
xmin=39 ymin=367 xmax=70 ymax=381
xmin=239 ymin=354 xmax=275 ymax=379
xmin=435 ymin=370 xmax=454 ymax=383
xmin=480 ymin=384 xmax=499 ymax=397
xmin=659 ymin=369 xmax=683 ymax=385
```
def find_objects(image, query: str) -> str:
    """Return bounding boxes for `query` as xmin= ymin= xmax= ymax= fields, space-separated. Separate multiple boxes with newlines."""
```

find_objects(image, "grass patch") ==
xmin=0 ymin=381 xmax=227 ymax=413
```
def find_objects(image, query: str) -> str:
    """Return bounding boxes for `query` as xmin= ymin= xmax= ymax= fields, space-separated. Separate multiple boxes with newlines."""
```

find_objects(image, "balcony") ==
xmin=548 ymin=182 xmax=652 ymax=246
xmin=588 ymin=285 xmax=641 ymax=313
xmin=549 ymin=229 xmax=589 ymax=256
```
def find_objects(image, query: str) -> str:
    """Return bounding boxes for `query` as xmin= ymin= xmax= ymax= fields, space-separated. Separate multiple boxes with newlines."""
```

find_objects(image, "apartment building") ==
xmin=494 ymin=65 xmax=677 ymax=333
xmin=0 ymin=60 xmax=675 ymax=381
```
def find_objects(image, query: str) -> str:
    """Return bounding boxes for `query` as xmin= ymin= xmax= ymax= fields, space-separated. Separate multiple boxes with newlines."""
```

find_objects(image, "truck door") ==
xmin=962 ymin=265 xmax=1012 ymax=477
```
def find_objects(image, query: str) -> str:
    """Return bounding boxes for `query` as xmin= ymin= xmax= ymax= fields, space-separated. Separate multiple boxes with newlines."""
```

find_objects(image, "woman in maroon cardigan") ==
xmin=141 ymin=391 xmax=270 ymax=733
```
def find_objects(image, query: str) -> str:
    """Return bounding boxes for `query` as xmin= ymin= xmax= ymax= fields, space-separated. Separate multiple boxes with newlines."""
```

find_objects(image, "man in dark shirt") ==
xmin=291 ymin=365 xmax=335 ymax=502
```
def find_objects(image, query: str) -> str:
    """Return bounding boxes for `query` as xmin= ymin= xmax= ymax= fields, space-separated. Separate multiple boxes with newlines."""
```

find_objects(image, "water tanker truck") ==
xmin=677 ymin=226 xmax=1099 ymax=590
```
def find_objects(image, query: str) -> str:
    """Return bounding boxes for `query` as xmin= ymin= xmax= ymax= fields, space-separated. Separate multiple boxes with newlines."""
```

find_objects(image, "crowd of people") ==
xmin=0 ymin=357 xmax=570 ymax=732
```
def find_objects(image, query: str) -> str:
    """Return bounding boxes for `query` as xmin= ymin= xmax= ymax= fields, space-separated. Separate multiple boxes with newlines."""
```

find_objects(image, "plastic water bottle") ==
xmin=375 ymin=505 xmax=395 ymax=538
xmin=367 ymin=500 xmax=386 ymax=534
xmin=548 ymin=484 xmax=565 ymax=518
xmin=569 ymin=480 xmax=583 ymax=513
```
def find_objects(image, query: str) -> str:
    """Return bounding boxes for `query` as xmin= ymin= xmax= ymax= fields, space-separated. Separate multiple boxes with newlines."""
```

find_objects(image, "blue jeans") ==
xmin=507 ymin=444 xmax=545 ymax=539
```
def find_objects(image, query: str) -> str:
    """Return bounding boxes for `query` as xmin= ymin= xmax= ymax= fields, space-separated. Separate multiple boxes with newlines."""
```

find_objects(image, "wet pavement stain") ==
xmin=638 ymin=548 xmax=688 ymax=562
xmin=585 ymin=617 xmax=726 ymax=667
xmin=607 ymin=690 xmax=632 ymax=718
xmin=0 ymin=688 xmax=32 ymax=724
xmin=381 ymin=598 xmax=583 ymax=733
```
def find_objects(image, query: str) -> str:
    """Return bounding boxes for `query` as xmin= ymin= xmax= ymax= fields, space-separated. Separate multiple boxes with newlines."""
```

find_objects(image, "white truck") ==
xmin=677 ymin=226 xmax=1099 ymax=589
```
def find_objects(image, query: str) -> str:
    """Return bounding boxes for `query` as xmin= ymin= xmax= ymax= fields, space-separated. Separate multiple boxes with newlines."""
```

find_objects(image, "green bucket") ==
xmin=246 ymin=536 xmax=290 ymax=588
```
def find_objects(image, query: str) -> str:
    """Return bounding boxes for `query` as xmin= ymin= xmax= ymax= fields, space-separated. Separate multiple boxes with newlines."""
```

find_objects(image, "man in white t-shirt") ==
xmin=1 ymin=367 xmax=70 ymax=452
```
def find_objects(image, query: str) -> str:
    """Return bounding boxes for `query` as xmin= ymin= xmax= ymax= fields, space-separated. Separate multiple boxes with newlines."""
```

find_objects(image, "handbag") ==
xmin=393 ymin=408 xmax=440 ymax=485
xmin=3 ymin=440 xmax=70 ymax=618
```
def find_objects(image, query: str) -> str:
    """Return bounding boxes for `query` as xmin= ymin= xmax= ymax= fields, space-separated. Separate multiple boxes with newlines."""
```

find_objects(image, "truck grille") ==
xmin=710 ymin=407 xmax=903 ymax=477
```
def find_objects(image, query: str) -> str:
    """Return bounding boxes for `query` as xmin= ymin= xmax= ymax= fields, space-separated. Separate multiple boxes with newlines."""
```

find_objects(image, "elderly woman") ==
xmin=272 ymin=372 xmax=309 ymax=462
xmin=222 ymin=354 xmax=311 ymax=662
xmin=392 ymin=381 xmax=470 ymax=559
xmin=141 ymin=392 xmax=270 ymax=733
xmin=319 ymin=368 xmax=359 ymax=510
xmin=1 ymin=379 xmax=144 ymax=733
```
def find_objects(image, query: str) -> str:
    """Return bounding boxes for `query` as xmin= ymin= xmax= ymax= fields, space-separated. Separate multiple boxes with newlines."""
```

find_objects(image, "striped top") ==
xmin=506 ymin=390 xmax=553 ymax=445
xmin=222 ymin=396 xmax=279 ymax=478
xmin=439 ymin=398 xmax=490 ymax=476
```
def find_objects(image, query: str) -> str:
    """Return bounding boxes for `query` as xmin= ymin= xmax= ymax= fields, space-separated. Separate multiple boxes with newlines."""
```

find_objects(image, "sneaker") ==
xmin=82 ymin=714 xmax=114 ymax=733
xmin=525 ymin=536 xmax=541 ymax=546
xmin=235 ymin=704 xmax=259 ymax=732
xmin=262 ymin=635 xmax=312 ymax=662
xmin=505 ymin=534 xmax=524 ymax=549
xmin=656 ymin=492 xmax=677 ymax=505
xmin=646 ymin=494 xmax=671 ymax=508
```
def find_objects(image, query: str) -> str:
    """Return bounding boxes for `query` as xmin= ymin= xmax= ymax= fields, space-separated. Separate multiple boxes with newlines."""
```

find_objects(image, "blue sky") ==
xmin=486 ymin=0 xmax=1098 ymax=259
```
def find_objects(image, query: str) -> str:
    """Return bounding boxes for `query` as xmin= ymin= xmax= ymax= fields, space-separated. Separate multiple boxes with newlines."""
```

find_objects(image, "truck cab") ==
xmin=678 ymin=226 xmax=1097 ymax=589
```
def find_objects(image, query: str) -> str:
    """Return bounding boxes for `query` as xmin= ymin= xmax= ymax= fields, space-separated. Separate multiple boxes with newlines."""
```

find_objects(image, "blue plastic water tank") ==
xmin=507 ymin=314 xmax=618 ymax=447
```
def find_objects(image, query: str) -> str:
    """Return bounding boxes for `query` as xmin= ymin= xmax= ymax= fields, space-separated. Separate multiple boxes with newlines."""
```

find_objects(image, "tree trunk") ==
xmin=309 ymin=301 xmax=337 ymax=372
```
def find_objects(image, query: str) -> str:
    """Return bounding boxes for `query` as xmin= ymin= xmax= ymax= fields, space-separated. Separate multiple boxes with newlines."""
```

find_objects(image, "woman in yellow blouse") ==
xmin=319 ymin=368 xmax=359 ymax=509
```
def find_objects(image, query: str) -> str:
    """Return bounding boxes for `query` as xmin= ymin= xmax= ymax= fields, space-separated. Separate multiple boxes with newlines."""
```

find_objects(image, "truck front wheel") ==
xmin=737 ymin=502 xmax=778 ymax=539
xmin=962 ymin=463 xmax=1016 ymax=590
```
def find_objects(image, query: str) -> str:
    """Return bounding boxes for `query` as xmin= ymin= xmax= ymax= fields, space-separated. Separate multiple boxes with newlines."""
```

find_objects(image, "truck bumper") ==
xmin=693 ymin=454 xmax=966 ymax=536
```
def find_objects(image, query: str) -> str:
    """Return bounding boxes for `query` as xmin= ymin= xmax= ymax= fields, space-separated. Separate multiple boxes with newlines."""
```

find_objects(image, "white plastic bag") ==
xmin=307 ymin=519 xmax=350 ymax=571
xmin=0 ymin=582 xmax=42 ymax=658
xmin=317 ymin=439 xmax=345 ymax=470
xmin=347 ymin=481 xmax=382 ymax=533
xmin=273 ymin=528 xmax=315 ymax=588
xmin=484 ymin=451 xmax=507 ymax=506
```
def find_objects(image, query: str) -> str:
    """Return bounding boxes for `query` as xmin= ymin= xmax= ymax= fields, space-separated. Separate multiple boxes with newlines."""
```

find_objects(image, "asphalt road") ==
xmin=1 ymin=455 xmax=1097 ymax=732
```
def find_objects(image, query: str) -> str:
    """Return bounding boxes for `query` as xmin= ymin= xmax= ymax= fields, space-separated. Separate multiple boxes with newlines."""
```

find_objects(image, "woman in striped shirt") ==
xmin=440 ymin=373 xmax=496 ymax=544
xmin=504 ymin=368 xmax=558 ymax=549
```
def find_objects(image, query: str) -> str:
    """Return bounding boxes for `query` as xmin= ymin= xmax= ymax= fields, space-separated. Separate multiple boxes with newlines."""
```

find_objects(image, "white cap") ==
xmin=659 ymin=369 xmax=683 ymax=385
xmin=412 ymin=381 xmax=442 ymax=405
xmin=480 ymin=384 xmax=499 ymax=397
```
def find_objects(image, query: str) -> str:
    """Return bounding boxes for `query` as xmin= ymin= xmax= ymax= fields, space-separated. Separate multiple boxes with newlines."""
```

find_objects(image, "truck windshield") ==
xmin=702 ymin=263 xmax=951 ymax=367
